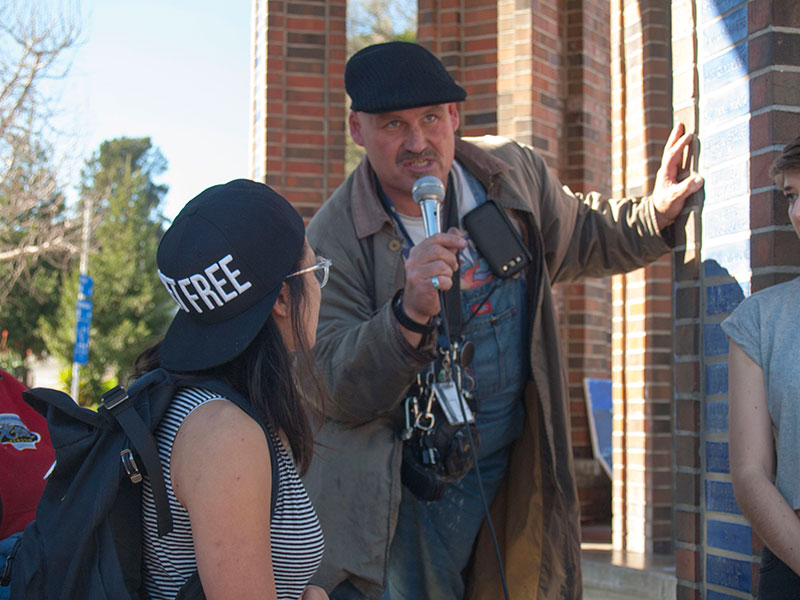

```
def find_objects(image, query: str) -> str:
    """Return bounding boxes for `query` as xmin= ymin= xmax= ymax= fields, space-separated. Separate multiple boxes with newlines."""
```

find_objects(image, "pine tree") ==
xmin=42 ymin=137 xmax=174 ymax=404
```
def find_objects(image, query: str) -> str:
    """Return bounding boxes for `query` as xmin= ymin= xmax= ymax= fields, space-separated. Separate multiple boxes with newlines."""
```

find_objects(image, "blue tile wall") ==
xmin=703 ymin=260 xmax=730 ymax=278
xmin=702 ymin=44 xmax=748 ymax=94
xmin=699 ymin=0 xmax=746 ymax=20
xmin=706 ymin=400 xmax=729 ymax=433
xmin=702 ymin=5 xmax=748 ymax=57
xmin=707 ymin=519 xmax=752 ymax=555
xmin=699 ymin=0 xmax=751 ymax=596
xmin=706 ymin=441 xmax=730 ymax=473
xmin=702 ymin=120 xmax=751 ymax=166
xmin=706 ymin=362 xmax=729 ymax=395
xmin=701 ymin=80 xmax=749 ymax=126
xmin=706 ymin=282 xmax=746 ymax=315
xmin=701 ymin=205 xmax=750 ymax=240
xmin=706 ymin=480 xmax=742 ymax=514
xmin=702 ymin=158 xmax=750 ymax=203
xmin=706 ymin=554 xmax=752 ymax=592
xmin=704 ymin=323 xmax=730 ymax=356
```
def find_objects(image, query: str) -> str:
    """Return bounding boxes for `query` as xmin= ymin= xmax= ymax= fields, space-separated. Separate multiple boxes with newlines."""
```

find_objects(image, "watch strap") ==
xmin=392 ymin=289 xmax=436 ymax=335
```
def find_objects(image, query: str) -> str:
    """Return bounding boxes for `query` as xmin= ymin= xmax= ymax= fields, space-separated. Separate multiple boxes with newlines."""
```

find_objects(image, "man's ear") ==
xmin=349 ymin=111 xmax=364 ymax=146
xmin=271 ymin=281 xmax=291 ymax=320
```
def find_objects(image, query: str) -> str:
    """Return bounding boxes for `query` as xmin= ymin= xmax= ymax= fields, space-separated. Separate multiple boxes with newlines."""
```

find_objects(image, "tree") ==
xmin=347 ymin=0 xmax=416 ymax=55
xmin=41 ymin=137 xmax=174 ymax=404
xmin=0 ymin=1 xmax=81 ymax=306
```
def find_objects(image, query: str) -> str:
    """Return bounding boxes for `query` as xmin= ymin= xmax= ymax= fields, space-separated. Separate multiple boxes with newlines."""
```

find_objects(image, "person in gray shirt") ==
xmin=723 ymin=136 xmax=800 ymax=598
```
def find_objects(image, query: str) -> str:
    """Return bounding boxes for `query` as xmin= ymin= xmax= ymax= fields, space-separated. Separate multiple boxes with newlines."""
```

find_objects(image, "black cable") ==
xmin=461 ymin=279 xmax=501 ymax=330
xmin=437 ymin=290 xmax=511 ymax=600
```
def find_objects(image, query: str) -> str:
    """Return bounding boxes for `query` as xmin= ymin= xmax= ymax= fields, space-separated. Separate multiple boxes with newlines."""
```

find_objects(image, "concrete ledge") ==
xmin=582 ymin=547 xmax=676 ymax=600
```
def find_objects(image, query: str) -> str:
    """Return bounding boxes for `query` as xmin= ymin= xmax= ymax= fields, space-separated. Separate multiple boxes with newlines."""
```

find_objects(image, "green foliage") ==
xmin=41 ymin=137 xmax=175 ymax=404
xmin=0 ymin=262 xmax=62 ymax=359
xmin=58 ymin=366 xmax=116 ymax=410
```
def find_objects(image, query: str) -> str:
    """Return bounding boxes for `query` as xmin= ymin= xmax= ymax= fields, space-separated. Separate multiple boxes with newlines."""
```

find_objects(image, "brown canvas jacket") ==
xmin=304 ymin=135 xmax=671 ymax=599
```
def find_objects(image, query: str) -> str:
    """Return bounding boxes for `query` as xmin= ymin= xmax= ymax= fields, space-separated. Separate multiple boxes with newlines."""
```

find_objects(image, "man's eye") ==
xmin=385 ymin=120 xmax=400 ymax=129
xmin=423 ymin=114 xmax=437 ymax=123
xmin=787 ymin=193 xmax=798 ymax=205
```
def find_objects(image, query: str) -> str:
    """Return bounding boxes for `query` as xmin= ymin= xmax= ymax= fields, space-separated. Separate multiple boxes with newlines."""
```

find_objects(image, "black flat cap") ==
xmin=346 ymin=42 xmax=467 ymax=113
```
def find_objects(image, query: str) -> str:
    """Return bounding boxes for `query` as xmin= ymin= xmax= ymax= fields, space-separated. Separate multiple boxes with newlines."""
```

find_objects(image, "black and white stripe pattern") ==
xmin=141 ymin=387 xmax=324 ymax=600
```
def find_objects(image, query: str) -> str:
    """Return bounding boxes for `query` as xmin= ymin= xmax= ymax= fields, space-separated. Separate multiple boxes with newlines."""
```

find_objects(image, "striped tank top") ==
xmin=141 ymin=387 xmax=324 ymax=599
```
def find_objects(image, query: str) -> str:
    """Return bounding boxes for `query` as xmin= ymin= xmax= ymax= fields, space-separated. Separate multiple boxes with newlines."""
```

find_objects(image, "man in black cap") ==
xmin=304 ymin=41 xmax=703 ymax=600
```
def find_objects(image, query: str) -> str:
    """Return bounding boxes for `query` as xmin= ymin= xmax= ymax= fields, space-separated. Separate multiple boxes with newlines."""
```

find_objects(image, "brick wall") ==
xmin=417 ymin=0 xmax=498 ymax=137
xmin=252 ymin=0 xmax=346 ymax=219
xmin=670 ymin=0 xmax=702 ymax=595
xmin=563 ymin=0 xmax=615 ymax=524
xmin=609 ymin=0 xmax=674 ymax=555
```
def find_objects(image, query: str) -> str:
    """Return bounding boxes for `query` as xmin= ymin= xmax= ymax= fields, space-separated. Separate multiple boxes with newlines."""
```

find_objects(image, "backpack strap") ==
xmin=101 ymin=385 xmax=174 ymax=537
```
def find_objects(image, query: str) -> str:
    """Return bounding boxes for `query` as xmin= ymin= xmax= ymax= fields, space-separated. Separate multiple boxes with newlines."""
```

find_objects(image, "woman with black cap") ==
xmin=133 ymin=179 xmax=329 ymax=599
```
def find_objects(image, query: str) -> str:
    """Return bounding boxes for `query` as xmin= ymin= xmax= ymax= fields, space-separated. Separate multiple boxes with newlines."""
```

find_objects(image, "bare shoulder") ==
xmin=171 ymin=398 xmax=271 ymax=507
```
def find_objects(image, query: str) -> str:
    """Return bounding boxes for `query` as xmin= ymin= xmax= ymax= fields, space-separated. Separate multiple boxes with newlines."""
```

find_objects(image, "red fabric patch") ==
xmin=470 ymin=301 xmax=492 ymax=317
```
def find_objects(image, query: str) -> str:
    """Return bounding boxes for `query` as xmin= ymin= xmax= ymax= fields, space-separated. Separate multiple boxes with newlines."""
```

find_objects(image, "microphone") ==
xmin=412 ymin=176 xmax=445 ymax=239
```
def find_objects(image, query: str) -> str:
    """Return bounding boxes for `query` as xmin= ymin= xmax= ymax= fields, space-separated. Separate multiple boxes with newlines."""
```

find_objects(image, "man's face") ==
xmin=783 ymin=169 xmax=800 ymax=238
xmin=349 ymin=103 xmax=460 ymax=211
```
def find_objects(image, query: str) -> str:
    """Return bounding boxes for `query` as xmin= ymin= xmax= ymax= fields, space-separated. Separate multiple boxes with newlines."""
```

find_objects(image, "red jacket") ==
xmin=0 ymin=370 xmax=54 ymax=538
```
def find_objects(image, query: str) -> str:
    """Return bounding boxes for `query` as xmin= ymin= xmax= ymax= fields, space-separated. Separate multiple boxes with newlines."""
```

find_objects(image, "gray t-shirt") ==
xmin=721 ymin=277 xmax=800 ymax=508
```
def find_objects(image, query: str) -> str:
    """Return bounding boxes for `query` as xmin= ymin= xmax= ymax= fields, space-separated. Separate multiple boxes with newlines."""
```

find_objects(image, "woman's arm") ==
xmin=171 ymin=399 xmax=276 ymax=599
xmin=729 ymin=341 xmax=800 ymax=574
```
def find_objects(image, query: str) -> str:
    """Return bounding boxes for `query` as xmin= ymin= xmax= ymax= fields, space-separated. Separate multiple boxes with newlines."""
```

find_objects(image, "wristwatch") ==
xmin=391 ymin=289 xmax=436 ymax=335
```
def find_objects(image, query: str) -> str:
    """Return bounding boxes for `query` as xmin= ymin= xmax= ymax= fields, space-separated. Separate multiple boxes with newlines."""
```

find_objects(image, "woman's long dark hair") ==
xmin=132 ymin=255 xmax=323 ymax=475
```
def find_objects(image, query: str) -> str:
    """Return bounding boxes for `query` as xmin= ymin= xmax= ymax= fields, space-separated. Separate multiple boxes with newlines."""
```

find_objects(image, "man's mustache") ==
xmin=396 ymin=149 xmax=439 ymax=164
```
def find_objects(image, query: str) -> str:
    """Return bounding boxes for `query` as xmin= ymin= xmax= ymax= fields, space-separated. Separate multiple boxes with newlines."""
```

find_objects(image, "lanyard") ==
xmin=375 ymin=178 xmax=435 ymax=249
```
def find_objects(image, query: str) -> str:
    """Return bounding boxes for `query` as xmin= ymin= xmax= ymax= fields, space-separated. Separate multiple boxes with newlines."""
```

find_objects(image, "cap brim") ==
xmin=158 ymin=284 xmax=281 ymax=372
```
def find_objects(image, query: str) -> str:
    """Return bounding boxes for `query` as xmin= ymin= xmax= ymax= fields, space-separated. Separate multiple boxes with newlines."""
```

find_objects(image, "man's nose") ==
xmin=403 ymin=124 xmax=426 ymax=153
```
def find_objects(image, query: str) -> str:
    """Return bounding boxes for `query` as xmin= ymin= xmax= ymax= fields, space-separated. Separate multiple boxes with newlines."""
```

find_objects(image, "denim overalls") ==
xmin=383 ymin=169 xmax=530 ymax=600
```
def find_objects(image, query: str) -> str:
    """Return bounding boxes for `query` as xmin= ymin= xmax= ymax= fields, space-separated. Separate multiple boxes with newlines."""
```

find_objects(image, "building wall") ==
xmin=251 ymin=1 xmax=800 ymax=595
xmin=609 ymin=0 xmax=676 ymax=555
xmin=673 ymin=0 xmax=800 ymax=597
xmin=250 ymin=0 xmax=347 ymax=219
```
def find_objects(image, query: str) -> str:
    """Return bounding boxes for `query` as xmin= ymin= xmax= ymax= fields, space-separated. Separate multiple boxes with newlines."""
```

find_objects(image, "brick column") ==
xmin=496 ymin=0 xmax=564 ymax=164
xmin=609 ymin=0 xmax=674 ymax=555
xmin=250 ymin=0 xmax=346 ymax=219
xmin=670 ymin=0 xmax=703 ymax=595
xmin=562 ymin=0 xmax=615 ymax=525
xmin=417 ymin=0 xmax=498 ymax=137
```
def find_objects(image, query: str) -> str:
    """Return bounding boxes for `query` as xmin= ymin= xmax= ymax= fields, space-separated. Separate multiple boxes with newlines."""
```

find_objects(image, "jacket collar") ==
xmin=350 ymin=137 xmax=522 ymax=240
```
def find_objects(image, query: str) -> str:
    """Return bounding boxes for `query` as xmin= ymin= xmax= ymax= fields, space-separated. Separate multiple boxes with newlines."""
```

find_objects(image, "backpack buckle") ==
xmin=102 ymin=386 xmax=128 ymax=411
xmin=120 ymin=449 xmax=143 ymax=484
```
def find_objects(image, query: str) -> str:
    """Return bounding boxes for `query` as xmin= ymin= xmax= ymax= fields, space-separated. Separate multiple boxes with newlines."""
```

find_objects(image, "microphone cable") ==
xmin=436 ymin=290 xmax=511 ymax=600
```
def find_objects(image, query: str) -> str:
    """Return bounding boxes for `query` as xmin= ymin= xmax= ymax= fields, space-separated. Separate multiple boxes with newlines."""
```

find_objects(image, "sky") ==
xmin=53 ymin=0 xmax=252 ymax=221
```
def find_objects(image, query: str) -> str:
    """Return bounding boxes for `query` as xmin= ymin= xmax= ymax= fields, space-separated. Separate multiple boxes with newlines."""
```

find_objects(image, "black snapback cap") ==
xmin=156 ymin=179 xmax=305 ymax=372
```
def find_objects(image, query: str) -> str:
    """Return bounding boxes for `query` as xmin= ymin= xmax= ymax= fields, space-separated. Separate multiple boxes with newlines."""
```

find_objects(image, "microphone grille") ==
xmin=412 ymin=176 xmax=445 ymax=205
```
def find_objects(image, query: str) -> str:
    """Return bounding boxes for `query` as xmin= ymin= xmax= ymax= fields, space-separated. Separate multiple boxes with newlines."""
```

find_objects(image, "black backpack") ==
xmin=6 ymin=368 xmax=277 ymax=599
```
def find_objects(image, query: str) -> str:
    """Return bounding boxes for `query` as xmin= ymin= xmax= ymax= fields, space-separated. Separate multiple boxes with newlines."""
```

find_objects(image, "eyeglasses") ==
xmin=286 ymin=255 xmax=331 ymax=289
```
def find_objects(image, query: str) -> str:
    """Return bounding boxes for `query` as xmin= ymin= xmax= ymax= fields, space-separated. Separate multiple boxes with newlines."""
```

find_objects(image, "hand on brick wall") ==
xmin=652 ymin=123 xmax=705 ymax=231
